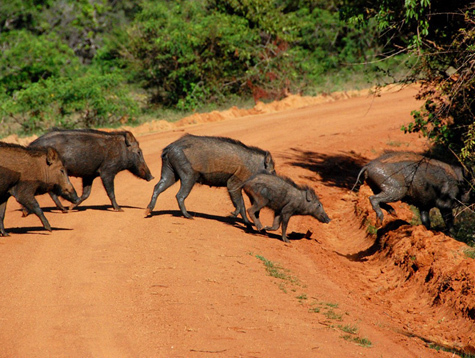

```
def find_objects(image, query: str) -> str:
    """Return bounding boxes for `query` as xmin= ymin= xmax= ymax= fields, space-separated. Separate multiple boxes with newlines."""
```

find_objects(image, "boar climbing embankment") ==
xmin=29 ymin=129 xmax=154 ymax=212
xmin=145 ymin=134 xmax=275 ymax=224
xmin=353 ymin=152 xmax=471 ymax=229
xmin=0 ymin=142 xmax=79 ymax=235
xmin=243 ymin=173 xmax=331 ymax=242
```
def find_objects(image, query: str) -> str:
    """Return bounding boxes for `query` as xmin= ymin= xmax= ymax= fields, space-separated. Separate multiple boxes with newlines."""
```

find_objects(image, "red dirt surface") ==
xmin=1 ymin=85 xmax=474 ymax=357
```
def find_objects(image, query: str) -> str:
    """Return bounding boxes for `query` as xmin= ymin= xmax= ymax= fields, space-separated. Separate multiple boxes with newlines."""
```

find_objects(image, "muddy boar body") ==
xmin=0 ymin=142 xmax=79 ymax=235
xmin=243 ymin=173 xmax=331 ymax=242
xmin=145 ymin=134 xmax=275 ymax=224
xmin=354 ymin=152 xmax=468 ymax=229
xmin=29 ymin=129 xmax=154 ymax=211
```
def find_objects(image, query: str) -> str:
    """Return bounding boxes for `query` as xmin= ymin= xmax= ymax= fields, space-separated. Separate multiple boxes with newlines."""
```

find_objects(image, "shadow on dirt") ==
xmin=146 ymin=209 xmax=240 ymax=224
xmin=3 ymin=226 xmax=73 ymax=236
xmin=343 ymin=220 xmax=410 ymax=261
xmin=280 ymin=148 xmax=368 ymax=189
xmin=26 ymin=205 xmax=143 ymax=213
xmin=147 ymin=209 xmax=310 ymax=242
xmin=244 ymin=228 xmax=311 ymax=242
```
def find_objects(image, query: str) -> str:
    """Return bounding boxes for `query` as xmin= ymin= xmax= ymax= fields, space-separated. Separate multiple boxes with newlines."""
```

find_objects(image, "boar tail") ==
xmin=351 ymin=167 xmax=367 ymax=192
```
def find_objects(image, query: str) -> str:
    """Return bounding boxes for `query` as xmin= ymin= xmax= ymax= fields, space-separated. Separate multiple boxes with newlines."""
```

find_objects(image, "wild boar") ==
xmin=29 ymin=129 xmax=154 ymax=212
xmin=0 ymin=142 xmax=79 ymax=235
xmin=353 ymin=152 xmax=470 ymax=229
xmin=145 ymin=134 xmax=275 ymax=224
xmin=0 ymin=166 xmax=20 ymax=196
xmin=243 ymin=173 xmax=331 ymax=243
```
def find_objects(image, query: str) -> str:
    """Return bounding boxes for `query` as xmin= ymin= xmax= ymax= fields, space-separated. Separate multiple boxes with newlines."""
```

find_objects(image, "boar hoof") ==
xmin=144 ymin=208 xmax=152 ymax=217
xmin=282 ymin=237 xmax=290 ymax=243
xmin=114 ymin=208 xmax=124 ymax=212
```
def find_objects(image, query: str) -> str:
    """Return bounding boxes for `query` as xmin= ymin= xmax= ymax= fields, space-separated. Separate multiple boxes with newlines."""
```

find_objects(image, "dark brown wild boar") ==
xmin=0 ymin=166 xmax=20 ymax=196
xmin=353 ymin=152 xmax=471 ymax=230
xmin=145 ymin=134 xmax=275 ymax=224
xmin=0 ymin=142 xmax=79 ymax=236
xmin=243 ymin=173 xmax=331 ymax=243
xmin=29 ymin=129 xmax=154 ymax=212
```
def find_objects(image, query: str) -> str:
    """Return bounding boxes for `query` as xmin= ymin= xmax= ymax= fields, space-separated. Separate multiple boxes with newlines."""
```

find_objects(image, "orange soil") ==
xmin=0 ymin=85 xmax=473 ymax=357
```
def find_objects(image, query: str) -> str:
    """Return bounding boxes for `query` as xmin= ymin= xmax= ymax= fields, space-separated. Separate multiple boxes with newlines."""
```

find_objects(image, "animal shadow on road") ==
xmin=3 ymin=226 xmax=73 ymax=236
xmin=245 ymin=227 xmax=311 ymax=242
xmin=342 ymin=220 xmax=410 ymax=261
xmin=146 ymin=210 xmax=310 ymax=242
xmin=146 ymin=209 xmax=246 ymax=226
xmin=36 ymin=205 xmax=142 ymax=213
xmin=281 ymin=148 xmax=367 ymax=189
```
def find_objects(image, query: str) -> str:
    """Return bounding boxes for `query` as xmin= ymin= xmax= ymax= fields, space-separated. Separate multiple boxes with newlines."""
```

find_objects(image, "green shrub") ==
xmin=1 ymin=71 xmax=139 ymax=136
xmin=0 ymin=30 xmax=80 ymax=94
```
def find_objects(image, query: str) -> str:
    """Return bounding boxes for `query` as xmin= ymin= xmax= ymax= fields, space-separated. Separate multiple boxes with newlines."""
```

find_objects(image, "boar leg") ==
xmin=70 ymin=176 xmax=94 ymax=210
xmin=277 ymin=205 xmax=295 ymax=243
xmin=0 ymin=200 xmax=9 ymax=236
xmin=263 ymin=214 xmax=282 ymax=231
xmin=49 ymin=193 xmax=68 ymax=213
xmin=145 ymin=167 xmax=177 ymax=217
xmin=369 ymin=188 xmax=404 ymax=225
xmin=174 ymin=168 xmax=199 ymax=219
xmin=15 ymin=194 xmax=52 ymax=232
xmin=280 ymin=210 xmax=293 ymax=243
xmin=100 ymin=175 xmax=122 ymax=212
xmin=228 ymin=180 xmax=252 ymax=225
xmin=246 ymin=192 xmax=268 ymax=230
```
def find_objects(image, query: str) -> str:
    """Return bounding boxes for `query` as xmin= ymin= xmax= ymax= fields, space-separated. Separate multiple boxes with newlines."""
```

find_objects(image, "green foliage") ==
xmin=1 ymin=71 xmax=139 ymax=135
xmin=338 ymin=324 xmax=359 ymax=334
xmin=0 ymin=30 xmax=79 ymax=94
xmin=0 ymin=0 xmax=397 ymax=133
xmin=343 ymin=1 xmax=475 ymax=168
xmin=127 ymin=0 xmax=383 ymax=109
xmin=128 ymin=1 xmax=267 ymax=108
xmin=341 ymin=334 xmax=372 ymax=347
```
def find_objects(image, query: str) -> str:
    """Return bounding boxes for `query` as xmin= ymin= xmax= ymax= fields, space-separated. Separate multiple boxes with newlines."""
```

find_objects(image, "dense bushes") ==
xmin=0 ymin=0 xmax=404 ymax=136
xmin=342 ymin=1 xmax=475 ymax=168
xmin=0 ymin=72 xmax=139 ymax=135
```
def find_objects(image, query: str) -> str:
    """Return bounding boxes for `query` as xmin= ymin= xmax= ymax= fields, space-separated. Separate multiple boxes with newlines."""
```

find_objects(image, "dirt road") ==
xmin=0 ymin=86 xmax=472 ymax=357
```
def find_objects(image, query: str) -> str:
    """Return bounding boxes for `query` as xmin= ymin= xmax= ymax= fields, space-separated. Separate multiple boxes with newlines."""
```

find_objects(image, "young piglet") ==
xmin=243 ymin=173 xmax=330 ymax=243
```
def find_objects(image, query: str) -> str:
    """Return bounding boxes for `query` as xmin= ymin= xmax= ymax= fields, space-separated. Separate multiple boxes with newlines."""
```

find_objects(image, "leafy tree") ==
xmin=342 ymin=1 xmax=475 ymax=166
xmin=1 ymin=71 xmax=139 ymax=135
xmin=0 ymin=30 xmax=80 ymax=94
xmin=127 ymin=0 xmax=381 ymax=109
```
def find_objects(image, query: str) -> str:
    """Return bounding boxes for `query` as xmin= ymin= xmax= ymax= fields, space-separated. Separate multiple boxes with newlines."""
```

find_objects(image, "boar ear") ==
xmin=306 ymin=189 xmax=312 ymax=202
xmin=46 ymin=147 xmax=58 ymax=166
xmin=124 ymin=132 xmax=135 ymax=147
xmin=264 ymin=152 xmax=273 ymax=169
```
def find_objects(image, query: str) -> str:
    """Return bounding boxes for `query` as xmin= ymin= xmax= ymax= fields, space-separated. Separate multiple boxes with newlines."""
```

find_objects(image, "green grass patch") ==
xmin=463 ymin=248 xmax=475 ymax=259
xmin=323 ymin=309 xmax=343 ymax=321
xmin=255 ymin=255 xmax=301 ymax=285
xmin=364 ymin=219 xmax=377 ymax=235
xmin=338 ymin=324 xmax=359 ymax=335
xmin=341 ymin=335 xmax=372 ymax=348
xmin=255 ymin=254 xmax=303 ymax=299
